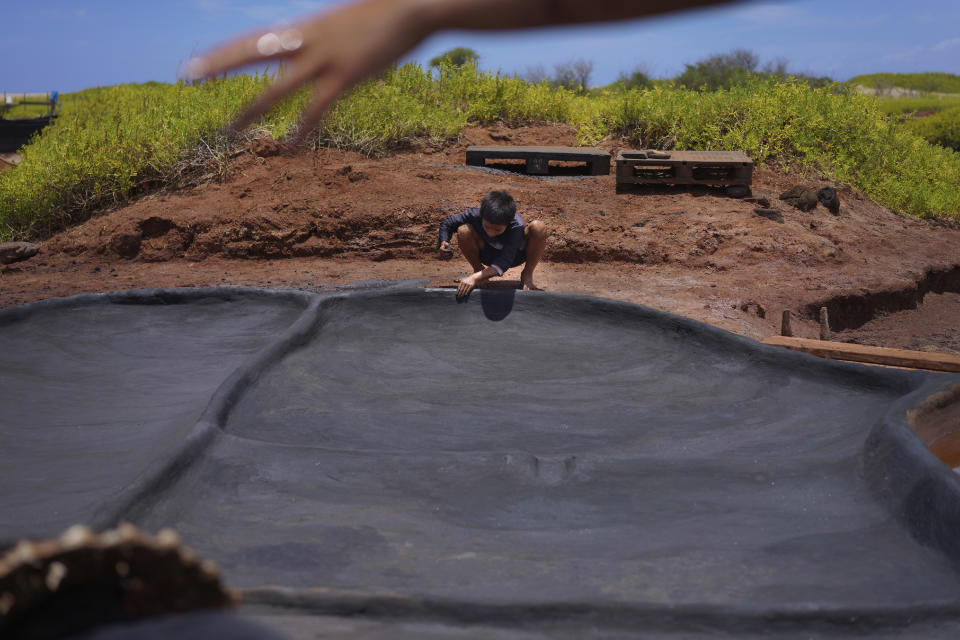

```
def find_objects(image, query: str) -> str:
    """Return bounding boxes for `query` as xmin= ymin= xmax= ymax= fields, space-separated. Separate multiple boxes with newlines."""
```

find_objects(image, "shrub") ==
xmin=429 ymin=47 xmax=479 ymax=68
xmin=902 ymin=106 xmax=960 ymax=151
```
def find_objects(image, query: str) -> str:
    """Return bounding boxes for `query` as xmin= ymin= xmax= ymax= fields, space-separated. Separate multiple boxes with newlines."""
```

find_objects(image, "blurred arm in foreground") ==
xmin=186 ymin=0 xmax=737 ymax=140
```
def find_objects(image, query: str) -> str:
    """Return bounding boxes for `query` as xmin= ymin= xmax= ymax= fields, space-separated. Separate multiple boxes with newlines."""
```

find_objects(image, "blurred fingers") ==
xmin=292 ymin=81 xmax=344 ymax=145
xmin=228 ymin=67 xmax=315 ymax=134
xmin=186 ymin=27 xmax=304 ymax=80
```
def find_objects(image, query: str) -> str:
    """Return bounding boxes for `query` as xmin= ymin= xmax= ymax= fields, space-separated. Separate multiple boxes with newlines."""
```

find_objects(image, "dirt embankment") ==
xmin=2 ymin=122 xmax=960 ymax=353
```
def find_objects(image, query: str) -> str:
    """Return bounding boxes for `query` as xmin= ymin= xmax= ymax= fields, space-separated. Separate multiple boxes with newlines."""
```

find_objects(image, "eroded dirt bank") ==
xmin=2 ymin=123 xmax=959 ymax=352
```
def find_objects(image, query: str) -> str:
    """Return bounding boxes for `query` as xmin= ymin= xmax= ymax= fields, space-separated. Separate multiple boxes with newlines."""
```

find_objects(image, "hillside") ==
xmin=850 ymin=72 xmax=960 ymax=94
xmin=2 ymin=123 xmax=959 ymax=355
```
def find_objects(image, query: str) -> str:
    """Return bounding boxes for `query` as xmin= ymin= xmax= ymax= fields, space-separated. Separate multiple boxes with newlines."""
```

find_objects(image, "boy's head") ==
xmin=479 ymin=190 xmax=516 ymax=226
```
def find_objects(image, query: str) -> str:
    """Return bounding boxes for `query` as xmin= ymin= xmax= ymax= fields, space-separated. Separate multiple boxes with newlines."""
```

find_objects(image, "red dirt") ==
xmin=2 ymin=122 xmax=960 ymax=355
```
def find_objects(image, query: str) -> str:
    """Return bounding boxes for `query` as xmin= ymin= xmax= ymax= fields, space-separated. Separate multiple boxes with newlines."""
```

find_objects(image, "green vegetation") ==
xmin=902 ymin=106 xmax=960 ymax=151
xmin=429 ymin=47 xmax=479 ymax=68
xmin=579 ymin=78 xmax=960 ymax=220
xmin=674 ymin=50 xmax=832 ymax=92
xmin=613 ymin=68 xmax=652 ymax=92
xmin=2 ymin=64 xmax=959 ymax=241
xmin=0 ymin=76 xmax=296 ymax=238
xmin=871 ymin=94 xmax=960 ymax=117
xmin=850 ymin=72 xmax=960 ymax=94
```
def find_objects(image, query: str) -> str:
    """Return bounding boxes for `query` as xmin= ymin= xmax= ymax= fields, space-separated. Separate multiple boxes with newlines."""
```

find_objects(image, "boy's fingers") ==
xmin=229 ymin=69 xmax=314 ymax=133
xmin=292 ymin=81 xmax=342 ymax=145
xmin=186 ymin=28 xmax=304 ymax=80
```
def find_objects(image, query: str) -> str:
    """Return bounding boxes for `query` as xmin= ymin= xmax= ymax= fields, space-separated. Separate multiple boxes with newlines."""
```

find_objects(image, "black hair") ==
xmin=479 ymin=190 xmax=516 ymax=225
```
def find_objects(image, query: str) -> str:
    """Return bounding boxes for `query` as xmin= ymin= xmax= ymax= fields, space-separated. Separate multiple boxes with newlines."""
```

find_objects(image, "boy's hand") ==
xmin=457 ymin=272 xmax=481 ymax=298
xmin=439 ymin=241 xmax=454 ymax=257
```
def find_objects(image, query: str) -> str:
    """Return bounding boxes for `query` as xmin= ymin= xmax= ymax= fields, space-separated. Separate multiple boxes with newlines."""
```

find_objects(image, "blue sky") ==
xmin=3 ymin=1 xmax=960 ymax=93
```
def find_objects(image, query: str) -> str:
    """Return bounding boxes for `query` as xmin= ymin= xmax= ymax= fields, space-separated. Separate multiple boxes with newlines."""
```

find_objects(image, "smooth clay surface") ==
xmin=3 ymin=287 xmax=960 ymax=638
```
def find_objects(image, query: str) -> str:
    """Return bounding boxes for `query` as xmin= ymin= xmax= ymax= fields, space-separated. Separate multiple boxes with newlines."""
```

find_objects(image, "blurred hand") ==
xmin=439 ymin=240 xmax=454 ymax=256
xmin=187 ymin=0 xmax=430 ymax=142
xmin=187 ymin=0 xmax=734 ymax=141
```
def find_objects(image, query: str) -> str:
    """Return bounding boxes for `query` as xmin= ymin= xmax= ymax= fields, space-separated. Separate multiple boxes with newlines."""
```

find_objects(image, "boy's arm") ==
xmin=437 ymin=209 xmax=470 ymax=250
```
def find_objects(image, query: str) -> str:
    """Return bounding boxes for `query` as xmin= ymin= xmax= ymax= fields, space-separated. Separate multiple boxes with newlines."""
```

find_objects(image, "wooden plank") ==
xmin=762 ymin=336 xmax=960 ymax=373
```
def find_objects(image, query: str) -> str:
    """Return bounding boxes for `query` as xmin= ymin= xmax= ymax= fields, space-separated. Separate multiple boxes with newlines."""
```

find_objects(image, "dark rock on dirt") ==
xmin=0 ymin=241 xmax=39 ymax=265
xmin=780 ymin=186 xmax=819 ymax=211
xmin=109 ymin=233 xmax=142 ymax=259
xmin=754 ymin=208 xmax=784 ymax=223
xmin=139 ymin=217 xmax=175 ymax=239
xmin=744 ymin=190 xmax=772 ymax=208
xmin=818 ymin=186 xmax=841 ymax=214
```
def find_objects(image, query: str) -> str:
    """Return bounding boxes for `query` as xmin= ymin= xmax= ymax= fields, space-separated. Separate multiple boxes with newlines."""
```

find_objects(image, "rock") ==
xmin=139 ymin=217 xmax=174 ymax=239
xmin=817 ymin=186 xmax=840 ymax=214
xmin=744 ymin=190 xmax=772 ymax=208
xmin=822 ymin=240 xmax=838 ymax=257
xmin=109 ymin=233 xmax=142 ymax=259
xmin=0 ymin=241 xmax=39 ymax=265
xmin=725 ymin=185 xmax=751 ymax=198
xmin=754 ymin=208 xmax=784 ymax=223
xmin=779 ymin=186 xmax=818 ymax=212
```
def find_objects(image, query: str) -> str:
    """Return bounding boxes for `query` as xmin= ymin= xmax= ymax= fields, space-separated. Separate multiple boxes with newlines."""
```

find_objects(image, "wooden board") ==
xmin=762 ymin=336 xmax=960 ymax=372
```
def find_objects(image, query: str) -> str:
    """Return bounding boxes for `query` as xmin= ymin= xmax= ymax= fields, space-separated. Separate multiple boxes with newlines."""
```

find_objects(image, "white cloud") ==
xmin=934 ymin=38 xmax=960 ymax=51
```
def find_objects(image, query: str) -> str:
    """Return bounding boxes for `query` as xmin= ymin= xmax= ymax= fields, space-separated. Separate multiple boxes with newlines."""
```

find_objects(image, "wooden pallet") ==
xmin=616 ymin=150 xmax=753 ymax=190
xmin=466 ymin=145 xmax=611 ymax=175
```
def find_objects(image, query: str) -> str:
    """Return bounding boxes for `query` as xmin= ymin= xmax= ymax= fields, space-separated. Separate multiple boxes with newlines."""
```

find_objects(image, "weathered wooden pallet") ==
xmin=615 ymin=150 xmax=753 ymax=190
xmin=466 ymin=145 xmax=611 ymax=175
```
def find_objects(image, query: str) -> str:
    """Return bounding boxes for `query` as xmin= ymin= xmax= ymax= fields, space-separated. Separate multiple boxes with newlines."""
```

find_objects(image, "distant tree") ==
xmin=553 ymin=58 xmax=594 ymax=92
xmin=616 ymin=66 xmax=652 ymax=90
xmin=762 ymin=58 xmax=833 ymax=90
xmin=675 ymin=49 xmax=833 ymax=91
xmin=522 ymin=64 xmax=550 ymax=84
xmin=761 ymin=57 xmax=789 ymax=76
xmin=429 ymin=47 xmax=479 ymax=68
xmin=676 ymin=49 xmax=757 ymax=91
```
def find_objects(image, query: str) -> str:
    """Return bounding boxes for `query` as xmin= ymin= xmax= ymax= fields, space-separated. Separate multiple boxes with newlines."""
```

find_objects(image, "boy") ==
xmin=437 ymin=190 xmax=548 ymax=297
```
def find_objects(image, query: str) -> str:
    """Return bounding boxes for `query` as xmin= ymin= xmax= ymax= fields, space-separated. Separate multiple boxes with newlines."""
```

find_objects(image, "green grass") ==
xmin=902 ymin=106 xmax=960 ymax=151
xmin=849 ymin=72 xmax=960 ymax=94
xmin=2 ymin=65 xmax=960 ymax=241
xmin=870 ymin=94 xmax=960 ymax=117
